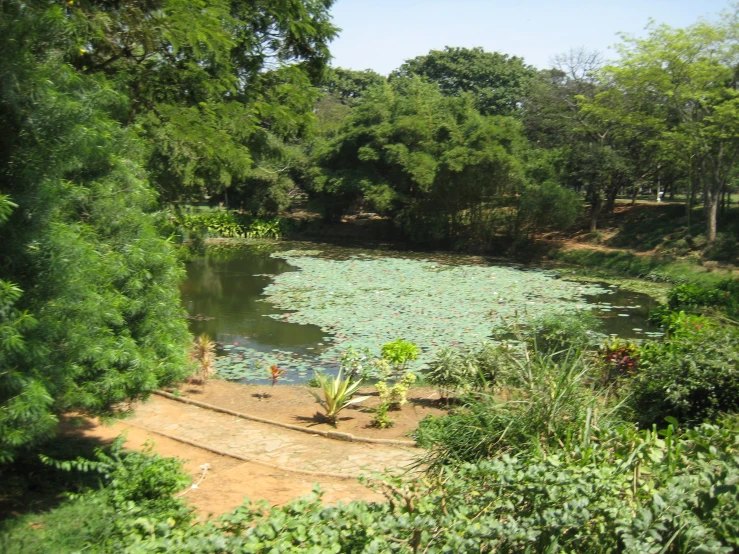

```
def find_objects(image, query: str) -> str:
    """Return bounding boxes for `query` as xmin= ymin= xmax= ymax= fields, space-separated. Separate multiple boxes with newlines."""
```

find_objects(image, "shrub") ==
xmin=526 ymin=310 xmax=603 ymax=355
xmin=4 ymin=417 xmax=739 ymax=553
xmin=380 ymin=339 xmax=420 ymax=373
xmin=424 ymin=342 xmax=503 ymax=397
xmin=371 ymin=403 xmax=395 ymax=429
xmin=375 ymin=373 xmax=416 ymax=410
xmin=628 ymin=315 xmax=739 ymax=427
xmin=417 ymin=348 xmax=623 ymax=467
xmin=705 ymin=232 xmax=738 ymax=262
xmin=665 ymin=279 xmax=739 ymax=316
xmin=339 ymin=346 xmax=373 ymax=380
xmin=308 ymin=369 xmax=369 ymax=424
xmin=598 ymin=337 xmax=639 ymax=386
xmin=175 ymin=211 xmax=289 ymax=240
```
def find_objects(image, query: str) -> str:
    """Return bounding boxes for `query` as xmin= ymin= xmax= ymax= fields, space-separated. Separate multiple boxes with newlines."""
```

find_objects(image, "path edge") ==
xmin=123 ymin=420 xmax=360 ymax=480
xmin=154 ymin=390 xmax=417 ymax=448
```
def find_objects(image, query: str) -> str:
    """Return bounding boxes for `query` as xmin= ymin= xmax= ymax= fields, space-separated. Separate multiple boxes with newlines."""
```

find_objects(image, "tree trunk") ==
xmin=589 ymin=190 xmax=602 ymax=232
xmin=604 ymin=176 xmax=620 ymax=213
xmin=703 ymin=169 xmax=719 ymax=244
xmin=706 ymin=195 xmax=718 ymax=243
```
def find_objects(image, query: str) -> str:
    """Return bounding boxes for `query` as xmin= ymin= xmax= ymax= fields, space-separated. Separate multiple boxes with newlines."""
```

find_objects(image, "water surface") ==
xmin=180 ymin=242 xmax=661 ymax=384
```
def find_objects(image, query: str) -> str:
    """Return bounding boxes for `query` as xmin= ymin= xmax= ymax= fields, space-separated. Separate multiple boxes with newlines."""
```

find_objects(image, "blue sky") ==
xmin=328 ymin=0 xmax=731 ymax=74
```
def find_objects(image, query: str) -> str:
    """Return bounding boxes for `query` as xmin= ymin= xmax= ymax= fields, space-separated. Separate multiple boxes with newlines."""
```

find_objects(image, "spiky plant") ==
xmin=191 ymin=334 xmax=216 ymax=382
xmin=309 ymin=369 xmax=369 ymax=425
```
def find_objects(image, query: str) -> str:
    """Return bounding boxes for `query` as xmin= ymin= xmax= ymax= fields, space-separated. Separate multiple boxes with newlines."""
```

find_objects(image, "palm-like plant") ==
xmin=309 ymin=369 xmax=369 ymax=424
xmin=189 ymin=334 xmax=216 ymax=385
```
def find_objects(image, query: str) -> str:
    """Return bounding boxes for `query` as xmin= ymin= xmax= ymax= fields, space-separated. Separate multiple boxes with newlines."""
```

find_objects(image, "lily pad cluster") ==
xmin=218 ymin=251 xmax=609 ymax=379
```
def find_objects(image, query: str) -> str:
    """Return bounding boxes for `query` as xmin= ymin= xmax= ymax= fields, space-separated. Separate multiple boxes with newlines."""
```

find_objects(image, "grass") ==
xmin=0 ymin=496 xmax=115 ymax=554
xmin=551 ymin=248 xmax=734 ymax=286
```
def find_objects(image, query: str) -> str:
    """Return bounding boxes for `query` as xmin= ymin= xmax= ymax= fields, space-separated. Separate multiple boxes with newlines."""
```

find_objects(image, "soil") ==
xmin=62 ymin=413 xmax=386 ymax=518
xmin=57 ymin=379 xmax=445 ymax=518
xmin=172 ymin=379 xmax=450 ymax=441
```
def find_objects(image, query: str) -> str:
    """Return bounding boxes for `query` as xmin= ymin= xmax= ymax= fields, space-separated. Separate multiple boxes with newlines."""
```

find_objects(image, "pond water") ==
xmin=181 ymin=242 xmax=661 ymax=384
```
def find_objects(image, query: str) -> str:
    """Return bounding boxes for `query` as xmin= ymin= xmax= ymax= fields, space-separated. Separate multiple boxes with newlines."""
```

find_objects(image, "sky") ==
xmin=328 ymin=0 xmax=732 ymax=74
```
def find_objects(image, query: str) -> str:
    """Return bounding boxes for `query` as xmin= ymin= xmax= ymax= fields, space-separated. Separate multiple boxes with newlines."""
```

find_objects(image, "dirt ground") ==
xmin=172 ymin=379 xmax=450 ymax=440
xmin=64 ymin=415 xmax=386 ymax=518
xmin=56 ymin=380 xmax=444 ymax=518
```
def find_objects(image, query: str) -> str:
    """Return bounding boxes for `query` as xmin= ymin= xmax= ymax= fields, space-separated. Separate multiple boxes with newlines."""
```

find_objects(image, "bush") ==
xmin=4 ymin=416 xmax=739 ymax=553
xmin=665 ymin=279 xmax=739 ymax=316
xmin=175 ymin=211 xmax=289 ymax=240
xmin=380 ymin=339 xmax=420 ymax=373
xmin=598 ymin=337 xmax=639 ymax=386
xmin=628 ymin=315 xmax=739 ymax=427
xmin=424 ymin=342 xmax=502 ymax=397
xmin=526 ymin=310 xmax=603 ymax=355
xmin=705 ymin=232 xmax=738 ymax=262
xmin=417 ymin=348 xmax=622 ymax=466
xmin=375 ymin=373 xmax=416 ymax=410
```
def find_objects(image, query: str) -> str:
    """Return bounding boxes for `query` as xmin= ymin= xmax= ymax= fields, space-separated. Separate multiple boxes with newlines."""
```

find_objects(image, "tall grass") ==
xmin=416 ymin=346 xmax=626 ymax=470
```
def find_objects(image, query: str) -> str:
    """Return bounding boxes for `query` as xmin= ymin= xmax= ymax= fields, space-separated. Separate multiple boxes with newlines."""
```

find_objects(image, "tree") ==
xmin=307 ymin=76 xmax=530 ymax=246
xmin=392 ymin=46 xmax=535 ymax=117
xmin=65 ymin=0 xmax=339 ymax=208
xmin=0 ymin=3 xmax=192 ymax=460
xmin=602 ymin=13 xmax=739 ymax=243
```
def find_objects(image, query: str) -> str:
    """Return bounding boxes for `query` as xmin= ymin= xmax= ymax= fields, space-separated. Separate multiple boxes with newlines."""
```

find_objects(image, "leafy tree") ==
xmin=393 ymin=46 xmax=536 ymax=117
xmin=323 ymin=67 xmax=386 ymax=106
xmin=308 ymin=77 xmax=529 ymax=247
xmin=64 ymin=0 xmax=339 ymax=209
xmin=601 ymin=13 xmax=739 ymax=243
xmin=0 ymin=3 xmax=192 ymax=460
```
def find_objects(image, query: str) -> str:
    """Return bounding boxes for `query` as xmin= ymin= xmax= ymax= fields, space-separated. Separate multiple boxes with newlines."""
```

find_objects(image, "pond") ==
xmin=180 ymin=242 xmax=661 ymax=384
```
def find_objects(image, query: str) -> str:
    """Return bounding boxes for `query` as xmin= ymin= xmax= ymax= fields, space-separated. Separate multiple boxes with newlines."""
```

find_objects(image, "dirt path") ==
xmin=130 ymin=394 xmax=419 ymax=477
xmin=72 ymin=393 xmax=421 ymax=517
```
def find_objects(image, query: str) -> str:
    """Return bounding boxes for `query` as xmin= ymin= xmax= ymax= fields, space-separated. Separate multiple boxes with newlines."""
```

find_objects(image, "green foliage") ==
xmin=375 ymin=373 xmax=416 ymax=410
xmin=526 ymin=310 xmax=603 ymax=355
xmin=339 ymin=346 xmax=373 ymax=380
xmin=393 ymin=46 xmax=536 ymax=116
xmin=8 ymin=417 xmax=736 ymax=553
xmin=381 ymin=339 xmax=420 ymax=372
xmin=417 ymin=347 xmax=622 ymax=466
xmin=665 ymin=280 xmax=739 ymax=316
xmin=62 ymin=0 xmax=338 ymax=208
xmin=515 ymin=180 xmax=581 ymax=237
xmin=308 ymin=369 xmax=369 ymax=424
xmin=306 ymin=76 xmax=530 ymax=246
xmin=628 ymin=314 xmax=739 ymax=427
xmin=175 ymin=210 xmax=290 ymax=239
xmin=599 ymin=337 xmax=640 ymax=386
xmin=2 ymin=437 xmax=193 ymax=553
xmin=0 ymin=5 xmax=193 ymax=459
xmin=41 ymin=437 xmax=190 ymax=514
xmin=425 ymin=342 xmax=502 ymax=397
xmin=705 ymin=232 xmax=739 ymax=262
xmin=371 ymin=402 xmax=395 ymax=429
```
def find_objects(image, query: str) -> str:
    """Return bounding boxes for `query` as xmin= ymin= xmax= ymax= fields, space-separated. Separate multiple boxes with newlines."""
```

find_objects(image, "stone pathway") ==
xmin=129 ymin=395 xmax=420 ymax=478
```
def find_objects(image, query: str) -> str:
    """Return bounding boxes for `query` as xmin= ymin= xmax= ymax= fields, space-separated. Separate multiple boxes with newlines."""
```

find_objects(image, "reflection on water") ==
xmin=181 ymin=248 xmax=331 ymax=358
xmin=180 ymin=241 xmax=662 ymax=383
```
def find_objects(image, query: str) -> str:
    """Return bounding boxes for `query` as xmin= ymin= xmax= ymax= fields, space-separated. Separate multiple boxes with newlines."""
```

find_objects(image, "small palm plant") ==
xmin=309 ymin=369 xmax=369 ymax=424
xmin=189 ymin=333 xmax=216 ymax=386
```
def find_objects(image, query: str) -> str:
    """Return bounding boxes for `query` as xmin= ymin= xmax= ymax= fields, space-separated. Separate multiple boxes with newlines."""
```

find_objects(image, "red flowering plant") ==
xmin=599 ymin=339 xmax=640 ymax=386
xmin=268 ymin=364 xmax=285 ymax=386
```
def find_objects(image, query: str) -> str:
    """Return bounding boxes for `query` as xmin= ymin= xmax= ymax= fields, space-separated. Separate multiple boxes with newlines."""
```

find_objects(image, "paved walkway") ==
xmin=129 ymin=395 xmax=420 ymax=478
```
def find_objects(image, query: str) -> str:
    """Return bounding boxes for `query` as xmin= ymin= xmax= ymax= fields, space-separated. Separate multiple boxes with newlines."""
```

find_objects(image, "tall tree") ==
xmin=602 ymin=13 xmax=739 ymax=243
xmin=0 ymin=2 xmax=186 ymax=459
xmin=308 ymin=77 xmax=532 ymax=246
xmin=392 ymin=46 xmax=535 ymax=117
xmin=66 ymin=0 xmax=339 ymax=208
